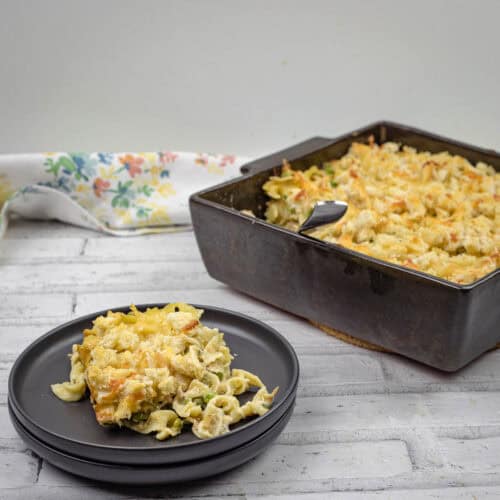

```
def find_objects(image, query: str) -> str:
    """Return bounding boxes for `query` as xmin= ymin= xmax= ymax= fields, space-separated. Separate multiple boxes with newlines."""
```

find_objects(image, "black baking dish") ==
xmin=190 ymin=122 xmax=500 ymax=372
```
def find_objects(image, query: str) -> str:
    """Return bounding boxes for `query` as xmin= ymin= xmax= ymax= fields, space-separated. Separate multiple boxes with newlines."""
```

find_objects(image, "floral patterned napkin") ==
xmin=0 ymin=151 xmax=248 ymax=237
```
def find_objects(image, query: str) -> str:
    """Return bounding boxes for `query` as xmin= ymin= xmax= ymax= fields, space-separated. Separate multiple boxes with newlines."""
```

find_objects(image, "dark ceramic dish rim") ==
xmin=8 ymin=303 xmax=299 ymax=453
xmin=190 ymin=120 xmax=500 ymax=291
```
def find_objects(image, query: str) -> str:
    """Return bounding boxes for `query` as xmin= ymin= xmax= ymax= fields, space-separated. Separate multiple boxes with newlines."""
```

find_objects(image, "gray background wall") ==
xmin=0 ymin=0 xmax=498 ymax=156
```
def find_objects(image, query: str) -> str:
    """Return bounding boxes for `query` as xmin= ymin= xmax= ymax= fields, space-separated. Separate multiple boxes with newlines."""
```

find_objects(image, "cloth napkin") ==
xmin=0 ymin=151 xmax=249 ymax=237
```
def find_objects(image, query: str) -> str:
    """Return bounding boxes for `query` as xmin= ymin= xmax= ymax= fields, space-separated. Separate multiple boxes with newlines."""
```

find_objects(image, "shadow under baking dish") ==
xmin=8 ymin=303 xmax=299 ymax=466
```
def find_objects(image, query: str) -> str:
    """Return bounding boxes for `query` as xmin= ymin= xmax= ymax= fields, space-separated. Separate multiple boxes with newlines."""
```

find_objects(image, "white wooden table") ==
xmin=1 ymin=220 xmax=500 ymax=499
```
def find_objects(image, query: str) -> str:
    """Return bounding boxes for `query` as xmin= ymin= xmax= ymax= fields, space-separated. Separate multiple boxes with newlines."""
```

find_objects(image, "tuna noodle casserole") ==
xmin=52 ymin=303 xmax=277 ymax=440
xmin=263 ymin=139 xmax=499 ymax=284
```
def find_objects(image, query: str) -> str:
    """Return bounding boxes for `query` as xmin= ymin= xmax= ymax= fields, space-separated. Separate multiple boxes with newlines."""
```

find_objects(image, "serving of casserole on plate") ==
xmin=190 ymin=121 xmax=500 ymax=372
xmin=51 ymin=303 xmax=278 ymax=441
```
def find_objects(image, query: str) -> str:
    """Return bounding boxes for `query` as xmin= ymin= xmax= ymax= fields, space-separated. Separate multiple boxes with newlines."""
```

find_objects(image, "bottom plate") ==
xmin=9 ymin=400 xmax=294 ymax=485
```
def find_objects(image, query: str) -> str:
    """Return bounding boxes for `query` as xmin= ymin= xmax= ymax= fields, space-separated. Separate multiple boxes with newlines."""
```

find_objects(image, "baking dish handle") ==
xmin=240 ymin=136 xmax=334 ymax=175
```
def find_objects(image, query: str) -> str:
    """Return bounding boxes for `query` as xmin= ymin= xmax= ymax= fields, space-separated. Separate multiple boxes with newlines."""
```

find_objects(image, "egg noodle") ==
xmin=52 ymin=303 xmax=278 ymax=440
xmin=263 ymin=139 xmax=499 ymax=284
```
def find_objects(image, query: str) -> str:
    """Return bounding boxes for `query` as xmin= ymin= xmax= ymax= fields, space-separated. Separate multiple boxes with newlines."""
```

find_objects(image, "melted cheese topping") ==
xmin=51 ymin=303 xmax=278 ymax=440
xmin=263 ymin=140 xmax=499 ymax=284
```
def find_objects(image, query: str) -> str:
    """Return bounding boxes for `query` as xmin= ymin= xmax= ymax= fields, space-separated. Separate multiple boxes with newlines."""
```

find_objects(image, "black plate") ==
xmin=9 ymin=399 xmax=294 ymax=485
xmin=8 ymin=304 xmax=299 ymax=465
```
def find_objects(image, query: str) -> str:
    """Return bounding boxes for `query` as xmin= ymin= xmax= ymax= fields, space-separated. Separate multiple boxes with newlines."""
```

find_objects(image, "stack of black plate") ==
xmin=8 ymin=304 xmax=299 ymax=485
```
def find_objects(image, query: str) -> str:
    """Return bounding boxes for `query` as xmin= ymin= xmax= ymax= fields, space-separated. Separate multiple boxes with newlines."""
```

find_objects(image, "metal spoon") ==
xmin=298 ymin=200 xmax=348 ymax=234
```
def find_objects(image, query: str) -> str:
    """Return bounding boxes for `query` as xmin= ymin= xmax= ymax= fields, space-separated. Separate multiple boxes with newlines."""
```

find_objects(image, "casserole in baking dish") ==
xmin=190 ymin=122 xmax=500 ymax=371
xmin=262 ymin=140 xmax=498 ymax=285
